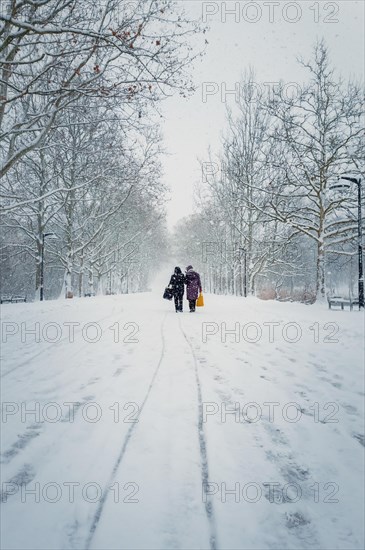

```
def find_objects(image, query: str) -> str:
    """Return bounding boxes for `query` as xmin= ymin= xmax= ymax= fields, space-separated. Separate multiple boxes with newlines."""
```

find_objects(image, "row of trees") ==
xmin=0 ymin=0 xmax=202 ymax=299
xmin=180 ymin=41 xmax=364 ymax=303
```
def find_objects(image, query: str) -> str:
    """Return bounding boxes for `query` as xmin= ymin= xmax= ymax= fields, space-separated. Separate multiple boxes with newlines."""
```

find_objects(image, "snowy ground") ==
xmin=1 ymin=276 xmax=364 ymax=549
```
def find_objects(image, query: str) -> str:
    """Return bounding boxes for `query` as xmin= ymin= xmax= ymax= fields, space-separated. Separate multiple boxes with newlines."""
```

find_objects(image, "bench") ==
xmin=328 ymin=296 xmax=358 ymax=311
xmin=0 ymin=295 xmax=27 ymax=304
xmin=84 ymin=292 xmax=96 ymax=297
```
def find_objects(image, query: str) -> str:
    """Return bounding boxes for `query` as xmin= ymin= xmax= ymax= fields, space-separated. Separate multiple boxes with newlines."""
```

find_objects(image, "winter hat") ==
xmin=174 ymin=266 xmax=182 ymax=274
xmin=186 ymin=265 xmax=193 ymax=271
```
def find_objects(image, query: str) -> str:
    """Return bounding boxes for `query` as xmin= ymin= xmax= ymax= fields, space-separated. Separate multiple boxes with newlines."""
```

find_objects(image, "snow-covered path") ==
xmin=1 ymin=290 xmax=364 ymax=550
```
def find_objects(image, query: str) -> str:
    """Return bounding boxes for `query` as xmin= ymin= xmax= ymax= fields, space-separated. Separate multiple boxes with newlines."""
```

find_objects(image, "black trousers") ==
xmin=174 ymin=294 xmax=183 ymax=311
xmin=188 ymin=299 xmax=196 ymax=312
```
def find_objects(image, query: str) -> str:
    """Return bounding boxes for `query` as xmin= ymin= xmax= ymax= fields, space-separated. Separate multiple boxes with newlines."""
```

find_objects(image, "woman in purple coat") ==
xmin=185 ymin=265 xmax=202 ymax=312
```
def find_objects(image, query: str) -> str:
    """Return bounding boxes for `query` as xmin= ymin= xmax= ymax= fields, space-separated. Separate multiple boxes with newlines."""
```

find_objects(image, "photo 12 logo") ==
xmin=201 ymin=81 xmax=302 ymax=104
xmin=201 ymin=401 xmax=340 ymax=424
xmin=202 ymin=481 xmax=339 ymax=504
xmin=201 ymin=321 xmax=340 ymax=344
xmin=1 ymin=481 xmax=139 ymax=504
xmin=1 ymin=321 xmax=139 ymax=344
xmin=201 ymin=2 xmax=340 ymax=24
xmin=1 ymin=401 xmax=141 ymax=424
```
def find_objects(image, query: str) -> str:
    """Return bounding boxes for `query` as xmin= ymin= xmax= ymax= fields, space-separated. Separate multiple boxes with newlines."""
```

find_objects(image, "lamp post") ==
xmin=331 ymin=175 xmax=363 ymax=310
xmin=239 ymin=247 xmax=247 ymax=297
xmin=40 ymin=232 xmax=57 ymax=301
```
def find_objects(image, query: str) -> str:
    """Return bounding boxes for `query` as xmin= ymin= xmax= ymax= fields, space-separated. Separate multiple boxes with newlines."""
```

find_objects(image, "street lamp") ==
xmin=40 ymin=232 xmax=58 ymax=301
xmin=331 ymin=175 xmax=363 ymax=310
xmin=239 ymin=247 xmax=247 ymax=297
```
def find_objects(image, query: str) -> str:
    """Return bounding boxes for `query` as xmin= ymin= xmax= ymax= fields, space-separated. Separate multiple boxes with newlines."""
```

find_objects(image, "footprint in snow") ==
xmin=294 ymin=390 xmax=308 ymax=400
xmin=341 ymin=403 xmax=358 ymax=415
xmin=232 ymin=386 xmax=245 ymax=396
xmin=260 ymin=374 xmax=275 ymax=382
xmin=353 ymin=433 xmax=364 ymax=447
xmin=301 ymin=408 xmax=314 ymax=418
xmin=61 ymin=401 xmax=83 ymax=422
xmin=285 ymin=511 xmax=311 ymax=529
xmin=79 ymin=377 xmax=100 ymax=389
xmin=264 ymin=428 xmax=289 ymax=448
xmin=1 ymin=427 xmax=42 ymax=464
xmin=1 ymin=463 xmax=36 ymax=502
xmin=263 ymin=483 xmax=300 ymax=504
xmin=281 ymin=462 xmax=311 ymax=483
xmin=216 ymin=389 xmax=232 ymax=402
xmin=310 ymin=362 xmax=327 ymax=372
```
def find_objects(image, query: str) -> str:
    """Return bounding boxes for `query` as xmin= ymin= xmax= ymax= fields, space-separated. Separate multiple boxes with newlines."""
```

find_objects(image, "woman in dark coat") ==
xmin=168 ymin=266 xmax=185 ymax=312
xmin=185 ymin=265 xmax=202 ymax=312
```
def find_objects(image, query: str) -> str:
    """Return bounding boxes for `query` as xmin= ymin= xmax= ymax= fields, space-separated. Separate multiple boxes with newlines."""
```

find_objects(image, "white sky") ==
xmin=161 ymin=0 xmax=365 ymax=229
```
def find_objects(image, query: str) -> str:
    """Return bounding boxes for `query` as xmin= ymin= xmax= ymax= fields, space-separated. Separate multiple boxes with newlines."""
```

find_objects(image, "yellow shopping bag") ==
xmin=196 ymin=292 xmax=204 ymax=307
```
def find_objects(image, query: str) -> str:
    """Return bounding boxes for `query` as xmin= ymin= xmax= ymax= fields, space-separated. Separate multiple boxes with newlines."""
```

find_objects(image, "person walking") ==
xmin=185 ymin=265 xmax=202 ymax=312
xmin=168 ymin=266 xmax=185 ymax=312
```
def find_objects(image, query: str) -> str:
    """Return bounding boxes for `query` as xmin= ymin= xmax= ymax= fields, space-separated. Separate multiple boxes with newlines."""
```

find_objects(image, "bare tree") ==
xmin=264 ymin=40 xmax=364 ymax=300
xmin=0 ymin=0 xmax=202 ymax=178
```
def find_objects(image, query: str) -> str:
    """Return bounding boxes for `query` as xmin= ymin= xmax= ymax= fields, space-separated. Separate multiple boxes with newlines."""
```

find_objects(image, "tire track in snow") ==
xmin=84 ymin=311 xmax=168 ymax=550
xmin=178 ymin=317 xmax=218 ymax=550
xmin=178 ymin=325 xmax=320 ymax=549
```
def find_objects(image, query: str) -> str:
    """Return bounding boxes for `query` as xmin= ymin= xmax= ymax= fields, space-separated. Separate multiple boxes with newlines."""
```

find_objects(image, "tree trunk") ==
xmin=79 ymin=251 xmax=84 ymax=297
xmin=316 ymin=241 xmax=326 ymax=301
xmin=64 ymin=261 xmax=72 ymax=297
xmin=96 ymin=272 xmax=103 ymax=295
xmin=35 ymin=150 xmax=46 ymax=300
xmin=35 ymin=237 xmax=42 ymax=300
xmin=88 ymin=268 xmax=94 ymax=295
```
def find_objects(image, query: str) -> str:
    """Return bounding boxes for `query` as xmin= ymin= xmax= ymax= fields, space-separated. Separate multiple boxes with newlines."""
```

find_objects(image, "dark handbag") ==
xmin=163 ymin=287 xmax=173 ymax=301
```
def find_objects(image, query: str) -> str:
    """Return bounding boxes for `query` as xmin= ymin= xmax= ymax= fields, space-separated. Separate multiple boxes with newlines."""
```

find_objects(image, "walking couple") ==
xmin=168 ymin=265 xmax=202 ymax=313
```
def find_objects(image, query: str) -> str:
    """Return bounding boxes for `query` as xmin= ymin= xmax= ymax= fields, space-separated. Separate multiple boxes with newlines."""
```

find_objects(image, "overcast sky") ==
xmin=161 ymin=0 xmax=365 ymax=229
